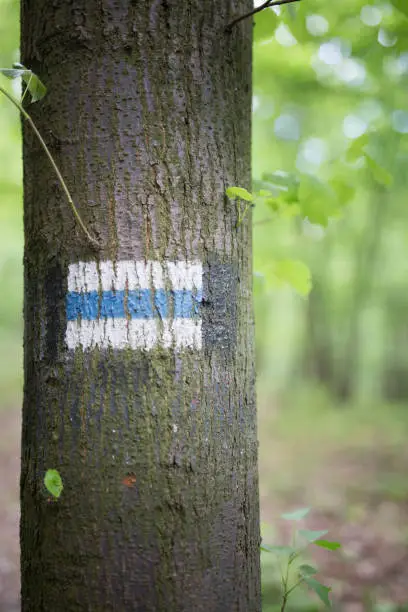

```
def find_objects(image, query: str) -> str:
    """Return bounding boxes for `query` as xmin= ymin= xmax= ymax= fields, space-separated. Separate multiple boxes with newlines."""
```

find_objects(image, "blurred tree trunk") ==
xmin=302 ymin=189 xmax=386 ymax=403
xmin=335 ymin=189 xmax=386 ymax=402
xmin=20 ymin=2 xmax=260 ymax=610
xmin=303 ymin=279 xmax=334 ymax=387
xmin=302 ymin=237 xmax=335 ymax=390
xmin=383 ymin=295 xmax=408 ymax=401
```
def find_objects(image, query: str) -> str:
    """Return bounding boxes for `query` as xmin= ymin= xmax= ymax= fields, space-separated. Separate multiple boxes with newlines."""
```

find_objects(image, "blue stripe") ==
xmin=66 ymin=289 xmax=202 ymax=321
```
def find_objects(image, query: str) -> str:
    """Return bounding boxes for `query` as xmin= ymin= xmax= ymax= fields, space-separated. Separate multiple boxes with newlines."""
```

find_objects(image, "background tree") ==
xmin=19 ymin=1 xmax=260 ymax=610
xmin=252 ymin=0 xmax=408 ymax=405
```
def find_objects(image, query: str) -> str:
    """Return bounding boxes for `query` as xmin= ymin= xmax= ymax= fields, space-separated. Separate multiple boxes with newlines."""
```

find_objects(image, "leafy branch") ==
xmin=0 ymin=64 xmax=98 ymax=246
xmin=226 ymin=179 xmax=312 ymax=297
xmin=261 ymin=507 xmax=341 ymax=610
xmin=225 ymin=0 xmax=302 ymax=32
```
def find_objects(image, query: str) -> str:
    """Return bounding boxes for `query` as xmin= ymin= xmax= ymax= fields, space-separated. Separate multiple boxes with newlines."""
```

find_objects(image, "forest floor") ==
xmin=2 ymin=394 xmax=408 ymax=612
xmin=259 ymin=392 xmax=408 ymax=611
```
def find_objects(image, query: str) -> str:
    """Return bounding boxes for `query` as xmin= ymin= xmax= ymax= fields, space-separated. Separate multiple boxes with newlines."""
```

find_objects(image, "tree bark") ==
xmin=20 ymin=1 xmax=260 ymax=610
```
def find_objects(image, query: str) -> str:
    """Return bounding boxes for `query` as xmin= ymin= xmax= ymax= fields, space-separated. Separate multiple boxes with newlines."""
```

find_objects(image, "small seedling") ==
xmin=226 ymin=186 xmax=255 ymax=227
xmin=261 ymin=507 xmax=341 ymax=610
xmin=226 ymin=182 xmax=312 ymax=297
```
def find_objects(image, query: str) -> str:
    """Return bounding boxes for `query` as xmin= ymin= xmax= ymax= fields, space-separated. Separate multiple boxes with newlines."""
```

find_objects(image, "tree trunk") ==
xmin=302 ymin=279 xmax=334 ymax=389
xmin=335 ymin=188 xmax=385 ymax=402
xmin=20 ymin=2 xmax=260 ymax=611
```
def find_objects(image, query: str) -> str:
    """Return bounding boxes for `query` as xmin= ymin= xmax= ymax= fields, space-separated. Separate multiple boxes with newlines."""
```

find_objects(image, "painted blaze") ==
xmin=66 ymin=260 xmax=203 ymax=351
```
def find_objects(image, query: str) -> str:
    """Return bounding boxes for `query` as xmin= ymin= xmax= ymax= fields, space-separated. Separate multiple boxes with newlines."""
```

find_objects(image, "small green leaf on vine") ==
xmin=226 ymin=186 xmax=255 ymax=226
xmin=44 ymin=469 xmax=63 ymax=499
xmin=0 ymin=63 xmax=47 ymax=103
xmin=314 ymin=539 xmax=341 ymax=551
xmin=226 ymin=186 xmax=254 ymax=202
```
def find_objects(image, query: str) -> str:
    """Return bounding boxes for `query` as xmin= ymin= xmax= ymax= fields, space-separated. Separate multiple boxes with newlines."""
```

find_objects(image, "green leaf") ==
xmin=299 ymin=564 xmax=318 ymax=577
xmin=261 ymin=544 xmax=295 ymax=556
xmin=303 ymin=577 xmax=332 ymax=607
xmin=44 ymin=469 xmax=63 ymax=498
xmin=261 ymin=193 xmax=301 ymax=219
xmin=261 ymin=171 xmax=300 ymax=203
xmin=346 ymin=133 xmax=369 ymax=162
xmin=25 ymin=73 xmax=47 ymax=103
xmin=392 ymin=0 xmax=408 ymax=18
xmin=281 ymin=507 xmax=311 ymax=521
xmin=260 ymin=544 xmax=272 ymax=552
xmin=257 ymin=189 xmax=273 ymax=197
xmin=283 ymin=10 xmax=308 ymax=42
xmin=0 ymin=68 xmax=25 ymax=79
xmin=254 ymin=9 xmax=278 ymax=43
xmin=298 ymin=529 xmax=328 ymax=543
xmin=226 ymin=186 xmax=253 ymax=202
xmin=272 ymin=260 xmax=312 ymax=297
xmin=314 ymin=540 xmax=341 ymax=551
xmin=364 ymin=154 xmax=393 ymax=188
xmin=299 ymin=175 xmax=337 ymax=227
xmin=329 ymin=178 xmax=356 ymax=208
xmin=265 ymin=197 xmax=280 ymax=213
xmin=280 ymin=203 xmax=301 ymax=219
xmin=0 ymin=64 xmax=46 ymax=102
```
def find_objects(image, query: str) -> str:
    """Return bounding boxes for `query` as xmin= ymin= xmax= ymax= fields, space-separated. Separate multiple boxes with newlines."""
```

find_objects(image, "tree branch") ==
xmin=225 ymin=0 xmax=302 ymax=32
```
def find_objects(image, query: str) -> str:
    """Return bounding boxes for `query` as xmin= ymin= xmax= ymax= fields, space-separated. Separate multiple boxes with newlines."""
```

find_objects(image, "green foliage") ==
xmin=364 ymin=153 xmax=394 ymax=188
xmin=0 ymin=63 xmax=47 ymax=103
xmin=0 ymin=0 xmax=23 ymax=407
xmin=298 ymin=529 xmax=329 ymax=543
xmin=254 ymin=8 xmax=278 ymax=42
xmin=270 ymin=258 xmax=312 ymax=296
xmin=262 ymin=508 xmax=341 ymax=610
xmin=302 ymin=577 xmax=332 ymax=608
xmin=297 ymin=175 xmax=338 ymax=227
xmin=44 ymin=469 xmax=63 ymax=499
xmin=251 ymin=0 xmax=408 ymax=411
xmin=0 ymin=66 xmax=97 ymax=244
xmin=298 ymin=564 xmax=318 ymax=577
xmin=314 ymin=540 xmax=341 ymax=551
xmin=225 ymin=186 xmax=254 ymax=202
xmin=391 ymin=0 xmax=408 ymax=19
xmin=281 ymin=507 xmax=311 ymax=521
xmin=226 ymin=186 xmax=255 ymax=226
xmin=226 ymin=181 xmax=314 ymax=295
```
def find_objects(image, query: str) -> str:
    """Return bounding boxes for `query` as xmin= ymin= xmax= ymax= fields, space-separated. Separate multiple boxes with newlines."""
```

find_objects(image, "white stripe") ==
xmin=99 ymin=261 xmax=117 ymax=292
xmin=66 ymin=319 xmax=202 ymax=350
xmin=172 ymin=319 xmax=202 ymax=349
xmin=151 ymin=261 xmax=164 ymax=289
xmin=67 ymin=261 xmax=99 ymax=292
xmin=67 ymin=263 xmax=80 ymax=292
xmin=68 ymin=260 xmax=203 ymax=293
xmin=166 ymin=261 xmax=202 ymax=290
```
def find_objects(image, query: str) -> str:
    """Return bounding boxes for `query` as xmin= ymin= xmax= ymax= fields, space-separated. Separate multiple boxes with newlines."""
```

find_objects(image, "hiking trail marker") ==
xmin=66 ymin=260 xmax=203 ymax=351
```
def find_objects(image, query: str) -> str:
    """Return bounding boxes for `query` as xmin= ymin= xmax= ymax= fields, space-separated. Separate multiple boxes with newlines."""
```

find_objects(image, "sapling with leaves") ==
xmin=0 ymin=63 xmax=97 ymax=245
xmin=226 ymin=177 xmax=312 ymax=297
xmin=261 ymin=507 xmax=341 ymax=610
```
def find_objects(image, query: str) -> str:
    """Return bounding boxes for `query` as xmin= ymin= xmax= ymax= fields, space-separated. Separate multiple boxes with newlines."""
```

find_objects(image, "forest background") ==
xmin=1 ymin=0 xmax=408 ymax=609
